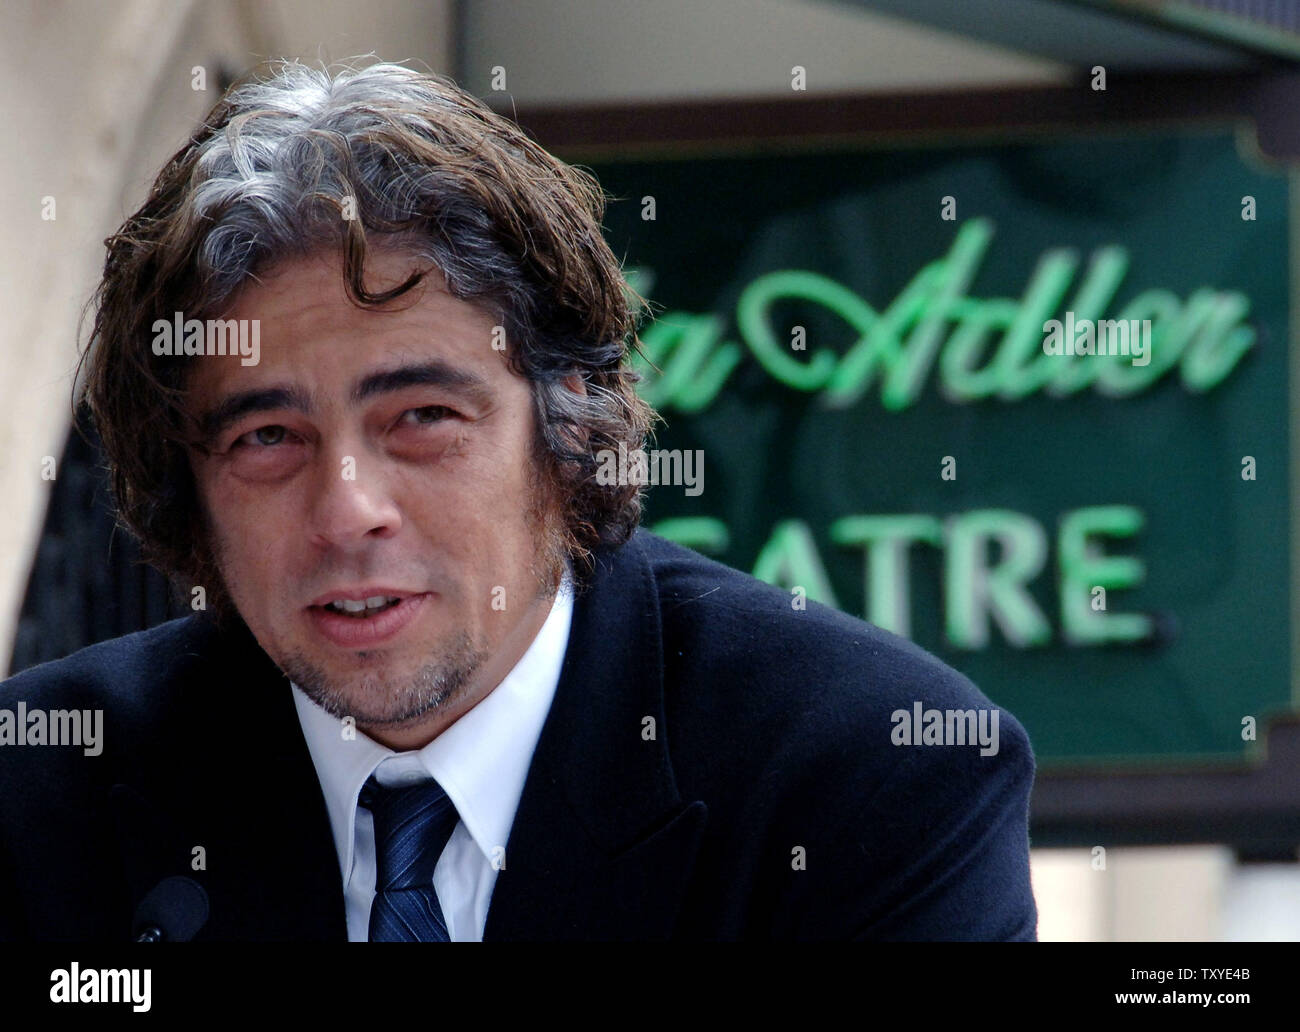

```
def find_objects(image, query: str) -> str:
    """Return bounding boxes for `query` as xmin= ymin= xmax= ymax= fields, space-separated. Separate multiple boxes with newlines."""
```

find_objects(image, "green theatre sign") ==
xmin=627 ymin=216 xmax=1255 ymax=653
xmin=584 ymin=129 xmax=1291 ymax=769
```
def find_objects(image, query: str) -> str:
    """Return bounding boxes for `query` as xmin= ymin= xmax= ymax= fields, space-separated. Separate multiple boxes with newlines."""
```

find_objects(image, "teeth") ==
xmin=324 ymin=595 xmax=401 ymax=615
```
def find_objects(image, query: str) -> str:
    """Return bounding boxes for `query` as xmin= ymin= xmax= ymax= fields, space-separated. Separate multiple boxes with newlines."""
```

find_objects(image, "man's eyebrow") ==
xmin=351 ymin=361 xmax=494 ymax=407
xmin=199 ymin=385 xmax=314 ymax=442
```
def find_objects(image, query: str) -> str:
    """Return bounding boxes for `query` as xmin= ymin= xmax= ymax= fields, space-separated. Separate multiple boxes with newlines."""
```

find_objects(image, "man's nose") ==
xmin=305 ymin=449 xmax=402 ymax=548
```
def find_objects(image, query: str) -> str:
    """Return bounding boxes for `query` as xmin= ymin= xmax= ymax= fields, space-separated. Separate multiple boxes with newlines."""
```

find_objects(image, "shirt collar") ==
xmin=291 ymin=565 xmax=575 ymax=883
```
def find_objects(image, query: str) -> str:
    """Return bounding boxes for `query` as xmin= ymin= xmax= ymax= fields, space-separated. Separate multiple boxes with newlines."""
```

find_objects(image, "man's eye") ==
xmin=238 ymin=425 xmax=288 ymax=447
xmin=402 ymin=405 xmax=453 ymax=425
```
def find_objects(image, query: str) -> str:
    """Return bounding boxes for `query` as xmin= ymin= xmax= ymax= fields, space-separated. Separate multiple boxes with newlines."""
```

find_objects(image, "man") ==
xmin=0 ymin=61 xmax=1037 ymax=940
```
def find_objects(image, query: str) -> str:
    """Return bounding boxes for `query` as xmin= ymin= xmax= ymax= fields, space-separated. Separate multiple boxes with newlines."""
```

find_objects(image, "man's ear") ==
xmin=554 ymin=372 xmax=590 ymax=453
xmin=562 ymin=371 xmax=586 ymax=396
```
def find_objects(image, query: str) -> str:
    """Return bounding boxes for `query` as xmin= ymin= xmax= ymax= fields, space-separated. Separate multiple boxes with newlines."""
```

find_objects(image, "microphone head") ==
xmin=132 ymin=876 xmax=210 ymax=942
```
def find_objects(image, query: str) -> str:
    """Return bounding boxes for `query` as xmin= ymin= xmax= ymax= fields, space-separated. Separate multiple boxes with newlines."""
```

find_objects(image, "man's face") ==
xmin=185 ymin=247 xmax=567 ymax=748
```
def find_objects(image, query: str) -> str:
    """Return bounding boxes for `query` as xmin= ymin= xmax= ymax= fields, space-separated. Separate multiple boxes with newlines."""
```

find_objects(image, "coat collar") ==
xmin=113 ymin=528 xmax=707 ymax=940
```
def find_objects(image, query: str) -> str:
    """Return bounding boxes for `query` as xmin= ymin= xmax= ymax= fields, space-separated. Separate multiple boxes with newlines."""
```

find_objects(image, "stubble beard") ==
xmin=280 ymin=627 xmax=490 ymax=730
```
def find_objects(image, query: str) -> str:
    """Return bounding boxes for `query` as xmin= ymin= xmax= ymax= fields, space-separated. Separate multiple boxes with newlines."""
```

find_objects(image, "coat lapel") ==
xmin=484 ymin=531 xmax=709 ymax=940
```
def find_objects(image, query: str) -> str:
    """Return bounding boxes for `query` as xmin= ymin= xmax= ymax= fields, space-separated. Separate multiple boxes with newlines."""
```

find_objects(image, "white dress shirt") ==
xmin=291 ymin=567 xmax=574 ymax=941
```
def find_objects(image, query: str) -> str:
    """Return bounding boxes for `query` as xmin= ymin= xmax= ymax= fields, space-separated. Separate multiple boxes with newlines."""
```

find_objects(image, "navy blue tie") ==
xmin=360 ymin=773 xmax=460 ymax=941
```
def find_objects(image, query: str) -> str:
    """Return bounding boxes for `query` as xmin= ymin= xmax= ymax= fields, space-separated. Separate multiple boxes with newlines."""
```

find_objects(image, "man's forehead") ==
xmin=189 ymin=252 xmax=508 ymax=398
xmin=223 ymin=250 xmax=465 ymax=328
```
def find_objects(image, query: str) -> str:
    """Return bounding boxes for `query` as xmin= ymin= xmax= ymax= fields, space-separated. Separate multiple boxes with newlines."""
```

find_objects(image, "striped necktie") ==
xmin=360 ymin=773 xmax=460 ymax=941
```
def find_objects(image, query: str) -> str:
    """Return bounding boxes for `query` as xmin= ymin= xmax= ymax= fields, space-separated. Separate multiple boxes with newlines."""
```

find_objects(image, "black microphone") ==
xmin=132 ymin=876 xmax=210 ymax=942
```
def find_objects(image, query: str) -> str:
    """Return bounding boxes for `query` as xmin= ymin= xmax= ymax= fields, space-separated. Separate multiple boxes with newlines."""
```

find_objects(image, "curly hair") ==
xmin=79 ymin=59 xmax=656 ymax=616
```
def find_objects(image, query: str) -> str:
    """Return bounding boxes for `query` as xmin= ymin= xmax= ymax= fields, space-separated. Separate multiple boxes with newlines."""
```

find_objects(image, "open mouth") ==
xmin=306 ymin=591 xmax=430 ymax=647
xmin=319 ymin=595 xmax=404 ymax=618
